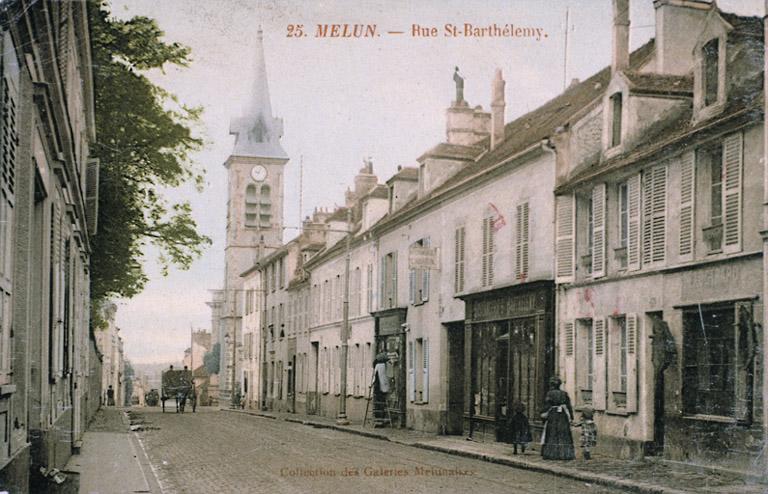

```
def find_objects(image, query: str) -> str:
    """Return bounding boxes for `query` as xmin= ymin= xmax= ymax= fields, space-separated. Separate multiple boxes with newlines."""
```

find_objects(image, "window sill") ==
xmin=606 ymin=408 xmax=631 ymax=416
xmin=411 ymin=401 xmax=429 ymax=406
xmin=682 ymin=414 xmax=736 ymax=424
xmin=0 ymin=384 xmax=15 ymax=396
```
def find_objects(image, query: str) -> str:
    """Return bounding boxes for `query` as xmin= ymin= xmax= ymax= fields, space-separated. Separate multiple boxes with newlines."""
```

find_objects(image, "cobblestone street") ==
xmin=133 ymin=408 xmax=623 ymax=494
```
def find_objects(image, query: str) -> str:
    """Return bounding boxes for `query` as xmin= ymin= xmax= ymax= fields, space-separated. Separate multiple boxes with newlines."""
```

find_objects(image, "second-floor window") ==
xmin=380 ymin=251 xmax=397 ymax=309
xmin=409 ymin=238 xmax=430 ymax=305
xmin=618 ymin=182 xmax=628 ymax=249
xmin=642 ymin=164 xmax=667 ymax=265
xmin=708 ymin=143 xmax=724 ymax=227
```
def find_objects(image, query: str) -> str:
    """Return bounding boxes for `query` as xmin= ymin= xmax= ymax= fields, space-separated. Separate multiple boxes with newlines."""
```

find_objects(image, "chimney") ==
xmin=653 ymin=0 xmax=711 ymax=75
xmin=612 ymin=0 xmax=630 ymax=74
xmin=491 ymin=69 xmax=506 ymax=149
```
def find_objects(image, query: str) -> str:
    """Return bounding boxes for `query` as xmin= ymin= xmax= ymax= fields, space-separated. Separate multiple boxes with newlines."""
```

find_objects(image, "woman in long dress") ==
xmin=540 ymin=376 xmax=575 ymax=460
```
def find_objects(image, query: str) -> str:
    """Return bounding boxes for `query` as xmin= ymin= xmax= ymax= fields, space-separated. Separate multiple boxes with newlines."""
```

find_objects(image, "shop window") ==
xmin=683 ymin=302 xmax=755 ymax=421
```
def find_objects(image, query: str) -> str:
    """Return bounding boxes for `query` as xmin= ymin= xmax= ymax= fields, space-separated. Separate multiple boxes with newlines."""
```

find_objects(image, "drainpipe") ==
xmin=762 ymin=0 xmax=768 ymax=476
xmin=541 ymin=139 xmax=560 ymax=383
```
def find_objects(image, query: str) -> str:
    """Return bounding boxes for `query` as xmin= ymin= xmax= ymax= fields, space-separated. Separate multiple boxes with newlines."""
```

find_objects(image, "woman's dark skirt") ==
xmin=541 ymin=410 xmax=575 ymax=460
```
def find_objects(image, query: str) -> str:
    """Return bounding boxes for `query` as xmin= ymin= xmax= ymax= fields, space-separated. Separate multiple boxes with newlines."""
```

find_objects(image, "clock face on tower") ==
xmin=250 ymin=165 xmax=268 ymax=182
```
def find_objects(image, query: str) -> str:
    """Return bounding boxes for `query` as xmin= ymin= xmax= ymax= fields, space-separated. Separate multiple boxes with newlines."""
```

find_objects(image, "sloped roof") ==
xmin=417 ymin=142 xmax=484 ymax=162
xmin=386 ymin=166 xmax=419 ymax=183
xmin=623 ymin=71 xmax=693 ymax=96
xmin=368 ymin=41 xmax=655 ymax=232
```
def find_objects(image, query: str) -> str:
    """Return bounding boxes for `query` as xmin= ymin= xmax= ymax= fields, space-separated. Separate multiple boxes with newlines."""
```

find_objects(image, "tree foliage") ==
xmin=88 ymin=1 xmax=211 ymax=312
xmin=203 ymin=342 xmax=220 ymax=375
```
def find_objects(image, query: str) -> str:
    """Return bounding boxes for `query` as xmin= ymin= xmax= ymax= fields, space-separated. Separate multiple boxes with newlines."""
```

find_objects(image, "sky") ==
xmin=110 ymin=0 xmax=766 ymax=364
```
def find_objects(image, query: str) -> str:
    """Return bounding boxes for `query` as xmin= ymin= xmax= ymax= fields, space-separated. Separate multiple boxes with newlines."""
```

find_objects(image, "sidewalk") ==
xmin=225 ymin=407 xmax=768 ymax=494
xmin=65 ymin=408 xmax=161 ymax=494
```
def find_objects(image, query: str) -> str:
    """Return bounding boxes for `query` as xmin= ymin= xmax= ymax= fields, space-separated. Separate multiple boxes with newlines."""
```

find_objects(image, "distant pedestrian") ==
xmin=106 ymin=385 xmax=115 ymax=407
xmin=508 ymin=401 xmax=532 ymax=454
xmin=540 ymin=376 xmax=575 ymax=460
xmin=576 ymin=407 xmax=597 ymax=460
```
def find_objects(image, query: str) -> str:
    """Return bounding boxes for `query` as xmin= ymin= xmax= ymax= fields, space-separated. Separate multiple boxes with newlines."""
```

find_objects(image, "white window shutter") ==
xmin=627 ymin=174 xmax=642 ymax=271
xmin=481 ymin=218 xmax=489 ymax=286
xmin=591 ymin=184 xmax=606 ymax=278
xmin=422 ymin=338 xmax=429 ymax=403
xmin=454 ymin=227 xmax=461 ymax=293
xmin=678 ymin=151 xmax=696 ymax=260
xmin=488 ymin=221 xmax=495 ymax=285
xmin=625 ymin=313 xmax=638 ymax=413
xmin=651 ymin=164 xmax=667 ymax=263
xmin=723 ymin=132 xmax=743 ymax=254
xmin=422 ymin=238 xmax=430 ymax=302
xmin=515 ymin=202 xmax=529 ymax=280
xmin=392 ymin=251 xmax=398 ymax=307
xmin=408 ymin=268 xmax=415 ymax=305
xmin=555 ymin=194 xmax=576 ymax=283
xmin=379 ymin=256 xmax=386 ymax=308
xmin=592 ymin=318 xmax=607 ymax=411
xmin=564 ymin=321 xmax=574 ymax=356
xmin=408 ymin=341 xmax=415 ymax=402
xmin=642 ymin=170 xmax=653 ymax=266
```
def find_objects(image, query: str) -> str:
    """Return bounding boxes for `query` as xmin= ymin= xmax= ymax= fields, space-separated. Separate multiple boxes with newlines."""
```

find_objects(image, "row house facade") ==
xmin=555 ymin=0 xmax=765 ymax=469
xmin=0 ymin=1 xmax=100 ymax=491
xmin=95 ymin=303 xmax=126 ymax=408
xmin=223 ymin=0 xmax=768 ymax=475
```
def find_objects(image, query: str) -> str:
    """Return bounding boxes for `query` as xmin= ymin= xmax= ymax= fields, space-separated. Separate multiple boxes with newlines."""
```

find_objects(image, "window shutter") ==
xmin=555 ymin=194 xmax=575 ymax=283
xmin=481 ymin=218 xmax=488 ymax=286
xmin=591 ymin=184 xmax=606 ymax=278
xmin=422 ymin=238 xmax=430 ymax=301
xmin=391 ymin=251 xmax=398 ymax=307
xmin=593 ymin=318 xmax=607 ymax=411
xmin=626 ymin=313 xmax=638 ymax=413
xmin=408 ymin=267 xmax=415 ymax=305
xmin=422 ymin=338 xmax=429 ymax=403
xmin=379 ymin=256 xmax=386 ymax=309
xmin=642 ymin=170 xmax=653 ymax=266
xmin=734 ymin=301 xmax=755 ymax=422
xmin=723 ymin=132 xmax=743 ymax=254
xmin=652 ymin=164 xmax=667 ymax=263
xmin=408 ymin=341 xmax=415 ymax=402
xmin=678 ymin=151 xmax=696 ymax=260
xmin=516 ymin=203 xmax=529 ymax=280
xmin=627 ymin=174 xmax=641 ymax=271
xmin=564 ymin=321 xmax=574 ymax=356
xmin=454 ymin=227 xmax=462 ymax=293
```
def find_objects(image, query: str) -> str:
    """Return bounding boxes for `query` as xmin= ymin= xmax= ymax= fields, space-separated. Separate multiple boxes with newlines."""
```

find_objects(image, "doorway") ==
xmin=308 ymin=342 xmax=319 ymax=415
xmin=446 ymin=323 xmax=465 ymax=434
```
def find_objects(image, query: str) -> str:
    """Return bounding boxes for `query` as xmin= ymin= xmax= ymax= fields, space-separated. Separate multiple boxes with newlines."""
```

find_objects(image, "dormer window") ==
xmin=610 ymin=92 xmax=622 ymax=148
xmin=703 ymin=38 xmax=719 ymax=107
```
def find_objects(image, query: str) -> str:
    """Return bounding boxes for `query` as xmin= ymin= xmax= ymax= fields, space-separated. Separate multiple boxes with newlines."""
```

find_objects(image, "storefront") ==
xmin=460 ymin=281 xmax=554 ymax=442
xmin=372 ymin=307 xmax=407 ymax=427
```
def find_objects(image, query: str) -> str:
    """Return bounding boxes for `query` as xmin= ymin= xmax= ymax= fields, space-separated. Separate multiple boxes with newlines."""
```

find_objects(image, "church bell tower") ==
xmin=220 ymin=28 xmax=288 ymax=401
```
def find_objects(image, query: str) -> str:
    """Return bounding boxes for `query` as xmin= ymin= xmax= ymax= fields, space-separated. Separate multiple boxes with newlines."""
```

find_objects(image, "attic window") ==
xmin=610 ymin=92 xmax=622 ymax=147
xmin=703 ymin=38 xmax=719 ymax=107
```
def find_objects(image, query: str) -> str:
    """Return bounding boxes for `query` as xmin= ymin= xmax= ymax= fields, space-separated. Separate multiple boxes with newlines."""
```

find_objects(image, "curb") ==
xmin=224 ymin=409 xmax=695 ymax=494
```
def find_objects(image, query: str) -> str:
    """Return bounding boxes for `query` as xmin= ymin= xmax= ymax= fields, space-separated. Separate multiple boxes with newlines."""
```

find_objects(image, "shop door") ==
xmin=495 ymin=318 xmax=537 ymax=441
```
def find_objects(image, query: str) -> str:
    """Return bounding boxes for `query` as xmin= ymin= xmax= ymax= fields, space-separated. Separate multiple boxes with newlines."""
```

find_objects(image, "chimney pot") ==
xmin=612 ymin=0 xmax=630 ymax=74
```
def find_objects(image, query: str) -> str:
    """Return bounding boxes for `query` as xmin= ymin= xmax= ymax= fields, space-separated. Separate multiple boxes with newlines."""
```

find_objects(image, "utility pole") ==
xmin=336 ymin=208 xmax=353 ymax=425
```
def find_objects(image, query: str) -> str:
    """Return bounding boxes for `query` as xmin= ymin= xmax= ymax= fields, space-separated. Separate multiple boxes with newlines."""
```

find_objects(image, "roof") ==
xmin=228 ymin=30 xmax=288 ymax=160
xmin=362 ymin=184 xmax=389 ymax=200
xmin=561 ymin=10 xmax=764 ymax=191
xmin=326 ymin=207 xmax=350 ymax=222
xmin=368 ymin=40 xmax=655 ymax=233
xmin=417 ymin=142 xmax=484 ymax=162
xmin=386 ymin=166 xmax=418 ymax=183
xmin=623 ymin=71 xmax=693 ymax=97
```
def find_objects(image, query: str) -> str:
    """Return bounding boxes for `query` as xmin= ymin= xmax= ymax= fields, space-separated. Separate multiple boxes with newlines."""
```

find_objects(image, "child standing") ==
xmin=576 ymin=407 xmax=597 ymax=459
xmin=509 ymin=401 xmax=532 ymax=454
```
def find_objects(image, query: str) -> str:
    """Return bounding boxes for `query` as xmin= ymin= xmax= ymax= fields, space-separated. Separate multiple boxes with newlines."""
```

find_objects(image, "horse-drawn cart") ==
xmin=160 ymin=369 xmax=196 ymax=413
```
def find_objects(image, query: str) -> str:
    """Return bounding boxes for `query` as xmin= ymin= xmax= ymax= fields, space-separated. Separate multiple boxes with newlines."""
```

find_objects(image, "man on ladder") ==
xmin=367 ymin=352 xmax=391 ymax=427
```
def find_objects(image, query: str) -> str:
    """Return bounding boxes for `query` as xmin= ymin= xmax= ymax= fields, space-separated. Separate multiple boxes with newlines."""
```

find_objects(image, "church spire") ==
xmin=229 ymin=27 xmax=288 ymax=159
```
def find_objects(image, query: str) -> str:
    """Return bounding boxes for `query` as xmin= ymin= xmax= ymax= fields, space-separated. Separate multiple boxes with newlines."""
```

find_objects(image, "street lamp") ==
xmin=336 ymin=208 xmax=353 ymax=425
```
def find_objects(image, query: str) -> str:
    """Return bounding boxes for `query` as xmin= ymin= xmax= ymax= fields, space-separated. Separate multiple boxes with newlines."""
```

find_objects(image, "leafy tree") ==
xmin=203 ymin=342 xmax=220 ymax=375
xmin=88 ymin=1 xmax=211 ymax=319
